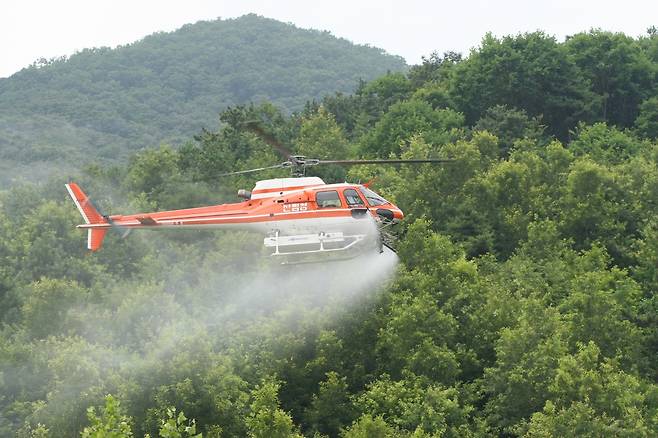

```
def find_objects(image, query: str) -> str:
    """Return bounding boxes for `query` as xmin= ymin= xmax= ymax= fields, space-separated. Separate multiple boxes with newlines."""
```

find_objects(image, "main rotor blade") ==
xmin=317 ymin=158 xmax=454 ymax=165
xmin=242 ymin=122 xmax=294 ymax=160
xmin=203 ymin=163 xmax=289 ymax=178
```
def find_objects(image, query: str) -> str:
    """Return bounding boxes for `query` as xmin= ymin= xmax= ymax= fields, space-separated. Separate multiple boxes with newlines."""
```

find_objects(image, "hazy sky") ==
xmin=1 ymin=0 xmax=657 ymax=78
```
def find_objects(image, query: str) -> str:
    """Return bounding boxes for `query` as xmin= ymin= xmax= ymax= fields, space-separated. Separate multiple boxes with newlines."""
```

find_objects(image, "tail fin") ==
xmin=65 ymin=183 xmax=106 ymax=224
xmin=65 ymin=183 xmax=108 ymax=251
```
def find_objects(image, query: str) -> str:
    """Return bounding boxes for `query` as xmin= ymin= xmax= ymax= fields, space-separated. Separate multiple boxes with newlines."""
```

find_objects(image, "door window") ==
xmin=316 ymin=190 xmax=341 ymax=208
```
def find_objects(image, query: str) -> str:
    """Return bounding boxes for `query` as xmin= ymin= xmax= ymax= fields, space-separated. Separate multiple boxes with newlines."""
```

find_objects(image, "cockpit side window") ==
xmin=359 ymin=187 xmax=388 ymax=206
xmin=316 ymin=190 xmax=342 ymax=208
xmin=343 ymin=188 xmax=365 ymax=207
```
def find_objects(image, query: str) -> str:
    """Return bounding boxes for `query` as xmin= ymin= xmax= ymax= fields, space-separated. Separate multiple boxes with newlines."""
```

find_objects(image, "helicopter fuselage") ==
xmin=66 ymin=177 xmax=403 ymax=257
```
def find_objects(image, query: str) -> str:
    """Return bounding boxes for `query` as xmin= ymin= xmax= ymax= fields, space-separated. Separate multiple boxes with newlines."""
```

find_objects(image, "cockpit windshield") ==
xmin=359 ymin=187 xmax=389 ymax=206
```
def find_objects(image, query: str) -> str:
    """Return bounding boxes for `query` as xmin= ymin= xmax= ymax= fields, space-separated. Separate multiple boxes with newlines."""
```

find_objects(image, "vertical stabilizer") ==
xmin=65 ymin=183 xmax=106 ymax=224
xmin=65 ymin=183 xmax=108 ymax=251
xmin=87 ymin=229 xmax=108 ymax=251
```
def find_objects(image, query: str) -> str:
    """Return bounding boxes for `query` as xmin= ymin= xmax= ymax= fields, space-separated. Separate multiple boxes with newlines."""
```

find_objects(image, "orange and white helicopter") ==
xmin=66 ymin=130 xmax=451 ymax=263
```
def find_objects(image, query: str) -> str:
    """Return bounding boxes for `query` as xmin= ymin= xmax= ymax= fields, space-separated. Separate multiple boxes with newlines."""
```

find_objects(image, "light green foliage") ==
xmin=355 ymin=375 xmax=474 ymax=436
xmin=297 ymin=106 xmax=350 ymax=181
xmin=16 ymin=422 xmax=50 ymax=438
xmin=411 ymin=83 xmax=454 ymax=111
xmin=377 ymin=290 xmax=459 ymax=383
xmin=559 ymin=262 xmax=645 ymax=366
xmin=245 ymin=380 xmax=302 ymax=438
xmin=634 ymin=220 xmax=658 ymax=290
xmin=362 ymin=99 xmax=464 ymax=157
xmin=0 ymin=212 xmax=18 ymax=289
xmin=298 ymin=107 xmax=349 ymax=160
xmin=81 ymin=395 xmax=134 ymax=438
xmin=477 ymin=231 xmax=655 ymax=434
xmin=13 ymin=200 xmax=104 ymax=284
xmin=569 ymin=123 xmax=645 ymax=163
xmin=526 ymin=343 xmax=658 ymax=437
xmin=467 ymin=159 xmax=538 ymax=257
xmin=156 ymin=408 xmax=201 ymax=438
xmin=342 ymin=414 xmax=397 ymax=438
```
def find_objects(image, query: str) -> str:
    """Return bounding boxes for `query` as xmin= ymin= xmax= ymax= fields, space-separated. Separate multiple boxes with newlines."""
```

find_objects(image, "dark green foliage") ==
xmin=635 ymin=96 xmax=658 ymax=139
xmin=473 ymin=105 xmax=545 ymax=157
xmin=565 ymin=30 xmax=655 ymax=127
xmin=450 ymin=32 xmax=595 ymax=139
xmin=303 ymin=372 xmax=355 ymax=436
xmin=407 ymin=51 xmax=462 ymax=89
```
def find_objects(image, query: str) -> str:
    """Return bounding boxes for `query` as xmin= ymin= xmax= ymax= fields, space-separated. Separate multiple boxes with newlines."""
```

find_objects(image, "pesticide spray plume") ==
xmin=136 ymin=242 xmax=400 ymax=363
xmin=207 ymin=248 xmax=399 ymax=323
xmin=67 ymin=231 xmax=398 ymax=383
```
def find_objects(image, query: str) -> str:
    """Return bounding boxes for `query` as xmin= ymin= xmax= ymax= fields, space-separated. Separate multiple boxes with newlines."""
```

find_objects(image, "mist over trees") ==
xmin=1 ymin=26 xmax=657 ymax=437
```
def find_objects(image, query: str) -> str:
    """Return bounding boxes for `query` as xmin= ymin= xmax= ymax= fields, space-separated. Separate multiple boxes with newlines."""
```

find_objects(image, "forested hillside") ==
xmin=0 ymin=29 xmax=657 ymax=437
xmin=0 ymin=14 xmax=406 ymax=185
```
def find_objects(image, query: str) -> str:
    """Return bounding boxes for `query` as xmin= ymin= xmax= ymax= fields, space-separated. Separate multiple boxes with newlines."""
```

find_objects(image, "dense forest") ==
xmin=0 ymin=14 xmax=406 ymax=186
xmin=1 ymin=27 xmax=657 ymax=437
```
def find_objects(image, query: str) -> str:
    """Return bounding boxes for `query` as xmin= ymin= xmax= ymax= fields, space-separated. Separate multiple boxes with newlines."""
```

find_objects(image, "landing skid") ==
xmin=264 ymin=231 xmax=377 ymax=265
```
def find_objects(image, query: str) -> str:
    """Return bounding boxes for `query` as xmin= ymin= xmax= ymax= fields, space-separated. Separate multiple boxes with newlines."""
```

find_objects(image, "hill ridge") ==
xmin=0 ymin=14 xmax=407 ymax=185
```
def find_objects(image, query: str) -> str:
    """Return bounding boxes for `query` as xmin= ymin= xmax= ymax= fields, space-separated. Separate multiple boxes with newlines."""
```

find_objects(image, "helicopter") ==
xmin=66 ymin=124 xmax=451 ymax=264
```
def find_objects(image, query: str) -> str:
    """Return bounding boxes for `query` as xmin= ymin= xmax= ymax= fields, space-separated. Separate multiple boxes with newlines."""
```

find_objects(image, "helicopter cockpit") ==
xmin=358 ymin=186 xmax=389 ymax=206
